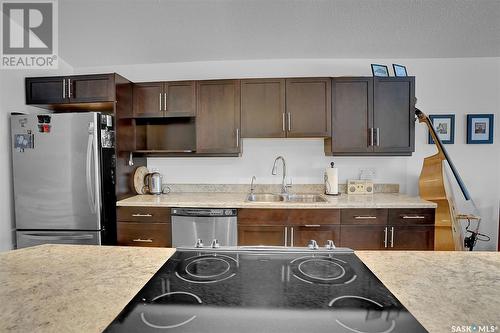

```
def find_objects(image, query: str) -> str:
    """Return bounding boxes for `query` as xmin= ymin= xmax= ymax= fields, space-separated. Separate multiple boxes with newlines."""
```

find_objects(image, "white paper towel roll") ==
xmin=325 ymin=167 xmax=339 ymax=195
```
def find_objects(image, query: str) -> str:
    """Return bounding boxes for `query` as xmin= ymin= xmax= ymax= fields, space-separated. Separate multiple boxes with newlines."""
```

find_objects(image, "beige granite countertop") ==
xmin=1 ymin=246 xmax=499 ymax=332
xmin=117 ymin=192 xmax=437 ymax=209
xmin=356 ymin=251 xmax=500 ymax=333
xmin=0 ymin=244 xmax=175 ymax=333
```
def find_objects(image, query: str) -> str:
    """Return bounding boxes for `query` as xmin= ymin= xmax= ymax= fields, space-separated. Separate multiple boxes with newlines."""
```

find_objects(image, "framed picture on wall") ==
xmin=467 ymin=114 xmax=494 ymax=144
xmin=371 ymin=64 xmax=389 ymax=77
xmin=428 ymin=114 xmax=455 ymax=144
xmin=392 ymin=64 xmax=407 ymax=77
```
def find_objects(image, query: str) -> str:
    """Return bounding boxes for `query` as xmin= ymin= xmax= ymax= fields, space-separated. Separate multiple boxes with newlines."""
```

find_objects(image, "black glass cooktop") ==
xmin=105 ymin=247 xmax=428 ymax=333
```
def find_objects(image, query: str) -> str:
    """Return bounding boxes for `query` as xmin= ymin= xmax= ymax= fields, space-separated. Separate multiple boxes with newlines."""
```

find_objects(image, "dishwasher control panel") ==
xmin=171 ymin=208 xmax=237 ymax=217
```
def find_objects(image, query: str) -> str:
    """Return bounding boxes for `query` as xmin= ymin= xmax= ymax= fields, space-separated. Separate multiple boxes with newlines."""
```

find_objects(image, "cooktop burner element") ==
xmin=105 ymin=246 xmax=428 ymax=333
xmin=175 ymin=254 xmax=238 ymax=284
xmin=329 ymin=296 xmax=396 ymax=333
xmin=140 ymin=291 xmax=202 ymax=330
xmin=290 ymin=255 xmax=357 ymax=285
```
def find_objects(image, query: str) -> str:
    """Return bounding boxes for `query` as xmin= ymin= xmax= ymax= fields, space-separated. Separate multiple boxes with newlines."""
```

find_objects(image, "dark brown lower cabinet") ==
xmin=116 ymin=206 xmax=171 ymax=247
xmin=340 ymin=225 xmax=387 ymax=250
xmin=117 ymin=222 xmax=171 ymax=247
xmin=389 ymin=225 xmax=434 ymax=250
xmin=238 ymin=225 xmax=286 ymax=246
xmin=292 ymin=225 xmax=340 ymax=247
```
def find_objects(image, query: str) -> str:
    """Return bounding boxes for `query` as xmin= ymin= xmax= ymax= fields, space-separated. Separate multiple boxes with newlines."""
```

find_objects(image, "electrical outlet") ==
xmin=359 ymin=168 xmax=376 ymax=180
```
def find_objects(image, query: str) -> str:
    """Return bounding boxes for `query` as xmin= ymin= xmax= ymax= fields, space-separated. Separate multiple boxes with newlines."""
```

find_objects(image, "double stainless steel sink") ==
xmin=246 ymin=193 xmax=327 ymax=203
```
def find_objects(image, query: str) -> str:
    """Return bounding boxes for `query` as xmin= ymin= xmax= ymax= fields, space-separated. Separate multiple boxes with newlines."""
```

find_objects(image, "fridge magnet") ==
xmin=467 ymin=114 xmax=494 ymax=144
xmin=371 ymin=64 xmax=389 ymax=77
xmin=428 ymin=114 xmax=455 ymax=144
xmin=392 ymin=64 xmax=408 ymax=77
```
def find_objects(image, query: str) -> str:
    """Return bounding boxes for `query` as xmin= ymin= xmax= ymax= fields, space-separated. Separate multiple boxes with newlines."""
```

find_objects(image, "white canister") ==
xmin=325 ymin=162 xmax=339 ymax=195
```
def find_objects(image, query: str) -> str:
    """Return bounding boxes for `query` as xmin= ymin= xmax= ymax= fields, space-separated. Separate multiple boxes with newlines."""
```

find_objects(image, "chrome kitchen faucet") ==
xmin=272 ymin=156 xmax=292 ymax=195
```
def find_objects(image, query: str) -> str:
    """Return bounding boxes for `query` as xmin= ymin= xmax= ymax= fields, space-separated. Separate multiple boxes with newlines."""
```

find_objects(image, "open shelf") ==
xmin=135 ymin=117 xmax=196 ymax=152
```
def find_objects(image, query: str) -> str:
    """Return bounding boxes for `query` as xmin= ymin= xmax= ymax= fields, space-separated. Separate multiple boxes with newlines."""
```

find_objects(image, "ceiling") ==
xmin=59 ymin=0 xmax=500 ymax=67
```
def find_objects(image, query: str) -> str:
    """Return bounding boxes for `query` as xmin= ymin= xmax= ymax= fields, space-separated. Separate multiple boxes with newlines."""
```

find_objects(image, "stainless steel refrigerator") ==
xmin=11 ymin=112 xmax=116 ymax=248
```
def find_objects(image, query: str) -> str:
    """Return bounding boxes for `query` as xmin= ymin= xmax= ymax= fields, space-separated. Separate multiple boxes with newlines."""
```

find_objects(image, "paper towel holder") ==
xmin=325 ymin=162 xmax=341 ymax=196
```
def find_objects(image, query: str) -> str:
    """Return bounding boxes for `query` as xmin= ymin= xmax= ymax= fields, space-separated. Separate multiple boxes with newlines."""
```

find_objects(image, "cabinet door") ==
xmin=241 ymin=79 xmax=286 ymax=138
xmin=164 ymin=81 xmax=196 ymax=116
xmin=117 ymin=222 xmax=172 ymax=247
xmin=133 ymin=82 xmax=163 ymax=117
xmin=238 ymin=225 xmax=286 ymax=246
xmin=292 ymin=225 xmax=340 ymax=247
xmin=68 ymin=74 xmax=115 ymax=103
xmin=389 ymin=226 xmax=434 ymax=250
xmin=196 ymin=80 xmax=241 ymax=154
xmin=373 ymin=77 xmax=415 ymax=154
xmin=285 ymin=78 xmax=331 ymax=137
xmin=330 ymin=78 xmax=373 ymax=154
xmin=340 ymin=225 xmax=388 ymax=250
xmin=26 ymin=77 xmax=68 ymax=104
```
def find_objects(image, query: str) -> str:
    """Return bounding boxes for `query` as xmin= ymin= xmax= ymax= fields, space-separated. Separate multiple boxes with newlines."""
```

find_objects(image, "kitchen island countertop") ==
xmin=1 ymin=245 xmax=499 ymax=333
xmin=117 ymin=192 xmax=437 ymax=209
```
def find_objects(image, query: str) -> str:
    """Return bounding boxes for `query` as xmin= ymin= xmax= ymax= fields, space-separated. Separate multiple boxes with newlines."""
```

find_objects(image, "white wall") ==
xmin=76 ymin=57 xmax=500 ymax=250
xmin=0 ymin=60 xmax=73 ymax=251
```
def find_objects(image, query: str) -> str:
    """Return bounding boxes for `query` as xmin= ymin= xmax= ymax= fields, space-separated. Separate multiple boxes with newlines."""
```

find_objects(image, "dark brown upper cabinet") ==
xmin=133 ymin=81 xmax=196 ymax=118
xmin=26 ymin=74 xmax=117 ymax=105
xmin=25 ymin=76 xmax=67 ymax=104
xmin=241 ymin=79 xmax=286 ymax=138
xmin=326 ymin=76 xmax=415 ymax=156
xmin=241 ymin=78 xmax=331 ymax=138
xmin=329 ymin=77 xmax=373 ymax=153
xmin=373 ymin=77 xmax=415 ymax=154
xmin=196 ymin=80 xmax=241 ymax=154
xmin=285 ymin=78 xmax=331 ymax=137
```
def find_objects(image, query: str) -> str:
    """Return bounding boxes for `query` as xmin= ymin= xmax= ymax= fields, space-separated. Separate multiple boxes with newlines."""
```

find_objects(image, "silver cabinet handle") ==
xmin=132 ymin=239 xmax=153 ymax=243
xmin=383 ymin=227 xmax=388 ymax=248
xmin=236 ymin=128 xmax=240 ymax=148
xmin=284 ymin=227 xmax=288 ymax=247
xmin=376 ymin=128 xmax=380 ymax=146
xmin=159 ymin=93 xmax=162 ymax=111
xmin=304 ymin=224 xmax=321 ymax=227
xmin=390 ymin=226 xmax=394 ymax=248
xmin=369 ymin=128 xmax=374 ymax=146
xmin=132 ymin=213 xmax=152 ymax=217
xmin=290 ymin=227 xmax=294 ymax=247
xmin=62 ymin=79 xmax=66 ymax=99
xmin=354 ymin=216 xmax=377 ymax=219
xmin=402 ymin=215 xmax=426 ymax=219
xmin=282 ymin=113 xmax=286 ymax=132
xmin=68 ymin=78 xmax=72 ymax=98
xmin=164 ymin=92 xmax=167 ymax=111
xmin=287 ymin=113 xmax=291 ymax=131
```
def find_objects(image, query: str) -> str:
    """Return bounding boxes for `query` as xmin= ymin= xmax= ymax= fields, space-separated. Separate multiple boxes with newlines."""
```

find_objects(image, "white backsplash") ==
xmin=147 ymin=138 xmax=411 ymax=193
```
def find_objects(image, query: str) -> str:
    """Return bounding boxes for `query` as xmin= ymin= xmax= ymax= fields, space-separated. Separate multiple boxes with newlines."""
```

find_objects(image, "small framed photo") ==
xmin=371 ymin=64 xmax=389 ymax=77
xmin=428 ymin=114 xmax=455 ymax=144
xmin=467 ymin=114 xmax=494 ymax=144
xmin=392 ymin=64 xmax=407 ymax=77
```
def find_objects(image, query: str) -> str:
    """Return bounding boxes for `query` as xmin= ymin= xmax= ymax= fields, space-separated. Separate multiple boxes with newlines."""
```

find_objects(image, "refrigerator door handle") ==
xmin=92 ymin=115 xmax=102 ymax=221
xmin=86 ymin=124 xmax=96 ymax=213
xmin=23 ymin=233 xmax=94 ymax=241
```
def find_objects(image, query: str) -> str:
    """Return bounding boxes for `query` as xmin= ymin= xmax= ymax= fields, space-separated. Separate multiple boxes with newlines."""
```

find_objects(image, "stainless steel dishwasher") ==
xmin=171 ymin=208 xmax=237 ymax=247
